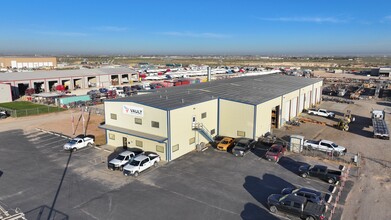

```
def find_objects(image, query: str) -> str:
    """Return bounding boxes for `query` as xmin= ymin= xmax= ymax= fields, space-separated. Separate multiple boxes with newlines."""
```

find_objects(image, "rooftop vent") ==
xmin=181 ymin=99 xmax=184 ymax=103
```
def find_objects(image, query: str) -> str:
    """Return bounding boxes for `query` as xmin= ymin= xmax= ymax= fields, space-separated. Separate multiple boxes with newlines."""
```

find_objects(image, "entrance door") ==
xmin=123 ymin=137 xmax=128 ymax=149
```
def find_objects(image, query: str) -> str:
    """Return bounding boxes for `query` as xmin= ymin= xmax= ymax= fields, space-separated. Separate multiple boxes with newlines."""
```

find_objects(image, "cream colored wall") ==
xmin=0 ymin=84 xmax=12 ymax=103
xmin=219 ymin=99 xmax=254 ymax=139
xmin=255 ymin=97 xmax=281 ymax=138
xmin=105 ymin=101 xmax=167 ymax=137
xmin=106 ymin=130 xmax=167 ymax=161
xmin=281 ymin=90 xmax=300 ymax=121
xmin=170 ymin=99 xmax=218 ymax=160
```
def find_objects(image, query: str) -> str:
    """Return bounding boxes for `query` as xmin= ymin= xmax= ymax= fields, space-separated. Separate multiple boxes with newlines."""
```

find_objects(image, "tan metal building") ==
xmin=100 ymin=74 xmax=323 ymax=161
xmin=0 ymin=57 xmax=57 ymax=69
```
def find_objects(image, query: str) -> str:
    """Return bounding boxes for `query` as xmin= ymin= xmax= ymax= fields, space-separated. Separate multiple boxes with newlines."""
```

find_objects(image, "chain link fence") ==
xmin=0 ymin=106 xmax=64 ymax=118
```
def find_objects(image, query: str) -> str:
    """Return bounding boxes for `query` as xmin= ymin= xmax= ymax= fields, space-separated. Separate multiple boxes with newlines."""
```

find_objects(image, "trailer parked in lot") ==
xmin=371 ymin=110 xmax=389 ymax=140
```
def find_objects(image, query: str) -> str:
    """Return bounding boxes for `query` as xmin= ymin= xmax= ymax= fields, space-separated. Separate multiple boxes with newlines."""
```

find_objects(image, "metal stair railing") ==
xmin=192 ymin=122 xmax=214 ymax=142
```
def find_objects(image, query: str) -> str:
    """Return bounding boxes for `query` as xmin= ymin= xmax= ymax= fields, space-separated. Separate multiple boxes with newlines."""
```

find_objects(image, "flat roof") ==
xmin=0 ymin=67 xmax=136 ymax=82
xmin=106 ymin=74 xmax=322 ymax=110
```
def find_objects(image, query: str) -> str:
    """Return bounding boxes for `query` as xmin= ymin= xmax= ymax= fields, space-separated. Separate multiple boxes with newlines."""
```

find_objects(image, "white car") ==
xmin=63 ymin=137 xmax=94 ymax=151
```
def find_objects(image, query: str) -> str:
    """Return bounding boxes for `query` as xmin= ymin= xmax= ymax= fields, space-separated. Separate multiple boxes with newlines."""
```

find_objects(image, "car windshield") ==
xmin=116 ymin=155 xmax=125 ymax=160
xmin=68 ymin=140 xmax=77 ymax=144
xmin=234 ymin=147 xmax=245 ymax=151
xmin=270 ymin=147 xmax=280 ymax=153
xmin=221 ymin=140 xmax=229 ymax=144
xmin=129 ymin=160 xmax=140 ymax=166
xmin=331 ymin=143 xmax=338 ymax=148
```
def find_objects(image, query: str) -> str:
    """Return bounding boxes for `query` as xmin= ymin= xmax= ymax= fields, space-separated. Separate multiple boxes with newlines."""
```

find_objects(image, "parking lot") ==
xmin=0 ymin=125 xmax=351 ymax=220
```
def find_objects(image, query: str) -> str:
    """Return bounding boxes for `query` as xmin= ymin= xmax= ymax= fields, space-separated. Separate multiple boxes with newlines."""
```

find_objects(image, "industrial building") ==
xmin=0 ymin=67 xmax=136 ymax=98
xmin=0 ymin=83 xmax=12 ymax=103
xmin=371 ymin=67 xmax=391 ymax=77
xmin=0 ymin=56 xmax=57 ymax=69
xmin=100 ymin=74 xmax=323 ymax=161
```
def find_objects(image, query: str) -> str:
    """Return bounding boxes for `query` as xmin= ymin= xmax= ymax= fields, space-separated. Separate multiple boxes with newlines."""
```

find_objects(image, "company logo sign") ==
xmin=123 ymin=105 xmax=144 ymax=117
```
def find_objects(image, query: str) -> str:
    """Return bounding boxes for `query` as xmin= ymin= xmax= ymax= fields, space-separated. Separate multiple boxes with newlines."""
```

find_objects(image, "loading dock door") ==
xmin=298 ymin=94 xmax=305 ymax=113
xmin=283 ymin=100 xmax=290 ymax=123
xmin=290 ymin=97 xmax=297 ymax=118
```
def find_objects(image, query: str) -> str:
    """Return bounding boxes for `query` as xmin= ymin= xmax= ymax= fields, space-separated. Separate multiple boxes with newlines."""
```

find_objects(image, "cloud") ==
xmin=93 ymin=26 xmax=128 ymax=32
xmin=256 ymin=16 xmax=347 ymax=23
xmin=384 ymin=16 xmax=391 ymax=21
xmin=157 ymin=31 xmax=230 ymax=39
xmin=35 ymin=31 xmax=87 ymax=36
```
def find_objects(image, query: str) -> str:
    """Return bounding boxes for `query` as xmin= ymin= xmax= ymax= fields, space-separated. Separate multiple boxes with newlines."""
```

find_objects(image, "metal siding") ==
xmin=169 ymin=99 xmax=218 ymax=160
xmin=219 ymin=99 xmax=254 ymax=138
xmin=255 ymin=97 xmax=280 ymax=137
xmin=291 ymin=97 xmax=298 ymax=118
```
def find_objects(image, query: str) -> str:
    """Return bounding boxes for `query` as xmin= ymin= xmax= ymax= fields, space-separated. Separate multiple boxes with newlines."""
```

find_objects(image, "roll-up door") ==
xmin=283 ymin=100 xmax=290 ymax=123
xmin=290 ymin=97 xmax=297 ymax=118
xmin=298 ymin=94 xmax=305 ymax=113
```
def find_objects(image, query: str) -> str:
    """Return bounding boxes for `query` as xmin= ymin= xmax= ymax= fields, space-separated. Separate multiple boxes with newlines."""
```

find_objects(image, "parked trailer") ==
xmin=372 ymin=110 xmax=390 ymax=140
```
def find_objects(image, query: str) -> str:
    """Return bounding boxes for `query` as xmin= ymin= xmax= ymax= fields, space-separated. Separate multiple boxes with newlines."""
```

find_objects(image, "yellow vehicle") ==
xmin=217 ymin=137 xmax=235 ymax=151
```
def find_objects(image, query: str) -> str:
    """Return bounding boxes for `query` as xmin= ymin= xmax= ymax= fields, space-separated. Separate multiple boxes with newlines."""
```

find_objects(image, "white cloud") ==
xmin=256 ymin=16 xmax=347 ymax=23
xmin=94 ymin=26 xmax=128 ymax=32
xmin=35 ymin=31 xmax=87 ymax=36
xmin=157 ymin=31 xmax=230 ymax=39
xmin=384 ymin=16 xmax=391 ymax=21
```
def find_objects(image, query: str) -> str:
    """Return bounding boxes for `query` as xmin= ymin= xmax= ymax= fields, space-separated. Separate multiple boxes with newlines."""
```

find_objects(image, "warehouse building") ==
xmin=100 ymin=74 xmax=323 ymax=161
xmin=0 ymin=67 xmax=136 ymax=97
xmin=371 ymin=67 xmax=391 ymax=77
xmin=0 ymin=56 xmax=57 ymax=69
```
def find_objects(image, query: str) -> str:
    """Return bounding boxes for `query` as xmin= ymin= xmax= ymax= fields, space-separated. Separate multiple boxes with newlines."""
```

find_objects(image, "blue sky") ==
xmin=1 ymin=0 xmax=391 ymax=55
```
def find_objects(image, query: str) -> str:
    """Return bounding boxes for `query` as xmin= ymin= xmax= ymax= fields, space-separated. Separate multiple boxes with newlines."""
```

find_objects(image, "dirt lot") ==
xmin=274 ymin=99 xmax=391 ymax=220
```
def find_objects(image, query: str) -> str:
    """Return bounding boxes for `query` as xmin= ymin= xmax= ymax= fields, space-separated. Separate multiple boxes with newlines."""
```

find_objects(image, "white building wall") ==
xmin=0 ymin=84 xmax=12 ymax=103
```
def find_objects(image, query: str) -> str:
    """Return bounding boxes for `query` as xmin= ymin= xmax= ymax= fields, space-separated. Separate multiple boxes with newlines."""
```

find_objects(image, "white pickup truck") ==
xmin=307 ymin=109 xmax=335 ymax=118
xmin=108 ymin=149 xmax=144 ymax=171
xmin=304 ymin=139 xmax=347 ymax=156
xmin=63 ymin=137 xmax=94 ymax=151
xmin=123 ymin=152 xmax=160 ymax=177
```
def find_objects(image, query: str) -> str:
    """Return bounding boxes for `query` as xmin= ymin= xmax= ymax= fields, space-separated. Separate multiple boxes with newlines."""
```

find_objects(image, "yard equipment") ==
xmin=335 ymin=110 xmax=355 ymax=131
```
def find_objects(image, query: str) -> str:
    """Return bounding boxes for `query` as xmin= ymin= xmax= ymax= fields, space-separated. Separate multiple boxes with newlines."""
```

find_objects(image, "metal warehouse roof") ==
xmin=108 ymin=74 xmax=323 ymax=110
xmin=0 ymin=67 xmax=136 ymax=82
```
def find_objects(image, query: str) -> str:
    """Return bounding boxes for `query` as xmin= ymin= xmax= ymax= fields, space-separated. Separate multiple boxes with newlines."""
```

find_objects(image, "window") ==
xmin=210 ymin=129 xmax=215 ymax=135
xmin=135 ymin=118 xmax=142 ymax=125
xmin=293 ymin=202 xmax=301 ymax=209
xmin=172 ymin=144 xmax=179 ymax=152
xmin=201 ymin=112 xmax=207 ymax=119
xmin=151 ymin=121 xmax=160 ymax=128
xmin=136 ymin=140 xmax=143 ymax=147
xmin=109 ymin=133 xmax=115 ymax=140
xmin=156 ymin=145 xmax=164 ymax=153
xmin=110 ymin=113 xmax=117 ymax=120
xmin=189 ymin=137 xmax=195 ymax=144
xmin=237 ymin=131 xmax=245 ymax=137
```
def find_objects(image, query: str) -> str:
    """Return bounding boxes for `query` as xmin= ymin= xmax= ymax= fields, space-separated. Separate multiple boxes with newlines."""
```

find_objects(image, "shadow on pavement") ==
xmin=24 ymin=205 xmax=69 ymax=220
xmin=243 ymin=174 xmax=295 ymax=210
xmin=278 ymin=156 xmax=309 ymax=176
xmin=240 ymin=203 xmax=280 ymax=220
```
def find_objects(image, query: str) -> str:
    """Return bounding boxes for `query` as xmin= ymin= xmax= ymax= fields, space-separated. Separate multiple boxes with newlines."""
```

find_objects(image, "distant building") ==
xmin=371 ymin=67 xmax=391 ymax=77
xmin=0 ymin=56 xmax=57 ymax=69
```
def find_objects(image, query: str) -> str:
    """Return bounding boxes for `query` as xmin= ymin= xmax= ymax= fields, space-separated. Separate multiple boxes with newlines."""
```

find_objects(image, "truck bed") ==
xmin=373 ymin=119 xmax=390 ymax=139
xmin=304 ymin=202 xmax=326 ymax=216
xmin=327 ymin=170 xmax=342 ymax=176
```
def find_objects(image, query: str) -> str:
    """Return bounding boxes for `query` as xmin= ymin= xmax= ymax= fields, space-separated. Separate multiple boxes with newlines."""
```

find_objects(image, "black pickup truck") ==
xmin=298 ymin=164 xmax=342 ymax=184
xmin=267 ymin=194 xmax=326 ymax=220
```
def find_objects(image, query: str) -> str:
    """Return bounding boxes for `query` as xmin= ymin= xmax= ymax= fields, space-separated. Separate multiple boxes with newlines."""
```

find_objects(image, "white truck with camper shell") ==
xmin=307 ymin=109 xmax=335 ymax=118
xmin=123 ymin=152 xmax=160 ymax=177
xmin=63 ymin=137 xmax=94 ymax=151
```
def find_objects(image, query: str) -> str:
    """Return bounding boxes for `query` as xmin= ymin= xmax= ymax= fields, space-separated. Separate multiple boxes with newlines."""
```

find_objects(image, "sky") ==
xmin=1 ymin=0 xmax=391 ymax=55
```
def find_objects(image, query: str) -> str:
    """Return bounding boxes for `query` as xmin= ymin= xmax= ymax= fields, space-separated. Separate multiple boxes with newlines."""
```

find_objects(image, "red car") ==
xmin=265 ymin=144 xmax=286 ymax=162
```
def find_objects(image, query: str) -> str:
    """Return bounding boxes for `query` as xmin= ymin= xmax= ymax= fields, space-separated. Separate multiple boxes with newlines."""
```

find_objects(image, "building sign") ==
xmin=123 ymin=105 xmax=144 ymax=117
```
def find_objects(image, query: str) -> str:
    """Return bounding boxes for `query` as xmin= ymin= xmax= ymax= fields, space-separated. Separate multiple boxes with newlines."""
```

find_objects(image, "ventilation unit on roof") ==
xmin=181 ymin=99 xmax=184 ymax=103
